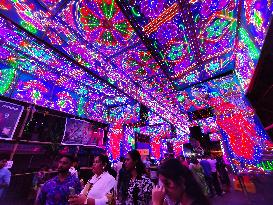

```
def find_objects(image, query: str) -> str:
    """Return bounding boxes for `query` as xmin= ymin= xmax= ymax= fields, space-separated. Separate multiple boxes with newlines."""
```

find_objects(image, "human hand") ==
xmin=152 ymin=185 xmax=165 ymax=205
xmin=68 ymin=194 xmax=87 ymax=205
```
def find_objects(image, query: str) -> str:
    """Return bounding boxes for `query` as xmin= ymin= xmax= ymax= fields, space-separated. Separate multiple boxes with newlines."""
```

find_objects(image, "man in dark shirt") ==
xmin=36 ymin=155 xmax=82 ymax=205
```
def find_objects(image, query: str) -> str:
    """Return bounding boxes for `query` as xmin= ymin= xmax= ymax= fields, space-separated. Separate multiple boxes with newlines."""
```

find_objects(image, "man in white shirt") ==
xmin=0 ymin=155 xmax=11 ymax=200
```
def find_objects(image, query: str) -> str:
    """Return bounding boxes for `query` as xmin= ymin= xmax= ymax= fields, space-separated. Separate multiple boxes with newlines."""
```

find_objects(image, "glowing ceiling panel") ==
xmin=0 ymin=16 xmax=130 ymax=122
xmin=0 ymin=0 xmax=272 ymax=131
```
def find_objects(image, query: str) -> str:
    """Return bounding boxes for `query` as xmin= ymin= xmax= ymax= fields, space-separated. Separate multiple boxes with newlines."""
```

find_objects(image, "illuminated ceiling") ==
xmin=0 ymin=0 xmax=272 ymax=134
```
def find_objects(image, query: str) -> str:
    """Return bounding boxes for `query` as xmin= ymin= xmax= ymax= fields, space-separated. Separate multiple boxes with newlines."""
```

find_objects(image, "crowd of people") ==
xmin=0 ymin=151 xmax=231 ymax=205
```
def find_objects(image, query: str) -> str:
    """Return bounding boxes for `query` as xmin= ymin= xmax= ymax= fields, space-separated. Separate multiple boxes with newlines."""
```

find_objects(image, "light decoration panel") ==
xmin=204 ymin=74 xmax=269 ymax=169
xmin=112 ymin=45 xmax=163 ymax=82
xmin=107 ymin=119 xmax=124 ymax=161
xmin=0 ymin=0 xmax=191 ymax=131
xmin=0 ymin=16 xmax=129 ymax=122
xmin=106 ymin=104 xmax=140 ymax=161
xmin=117 ymin=0 xmax=238 ymax=88
xmin=11 ymin=72 xmax=52 ymax=107
xmin=107 ymin=103 xmax=140 ymax=124
xmin=0 ymin=61 xmax=16 ymax=97
xmin=177 ymin=72 xmax=270 ymax=170
xmin=73 ymin=0 xmax=136 ymax=55
xmin=234 ymin=0 xmax=273 ymax=91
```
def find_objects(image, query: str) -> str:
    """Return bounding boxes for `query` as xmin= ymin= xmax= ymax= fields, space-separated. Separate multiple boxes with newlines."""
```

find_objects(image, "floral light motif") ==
xmin=140 ymin=0 xmax=164 ymax=18
xmin=122 ymin=49 xmax=161 ymax=81
xmin=205 ymin=19 xmax=230 ymax=39
xmin=14 ymin=79 xmax=50 ymax=106
xmin=53 ymin=91 xmax=77 ymax=114
xmin=156 ymin=22 xmax=178 ymax=45
xmin=77 ymin=0 xmax=134 ymax=47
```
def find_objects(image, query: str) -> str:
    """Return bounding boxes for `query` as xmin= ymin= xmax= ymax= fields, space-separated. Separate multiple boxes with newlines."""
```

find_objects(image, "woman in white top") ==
xmin=69 ymin=154 xmax=116 ymax=205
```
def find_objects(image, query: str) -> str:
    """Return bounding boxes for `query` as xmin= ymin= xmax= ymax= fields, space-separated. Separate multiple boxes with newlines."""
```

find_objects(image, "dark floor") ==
xmin=212 ymin=191 xmax=251 ymax=205
xmin=212 ymin=174 xmax=273 ymax=205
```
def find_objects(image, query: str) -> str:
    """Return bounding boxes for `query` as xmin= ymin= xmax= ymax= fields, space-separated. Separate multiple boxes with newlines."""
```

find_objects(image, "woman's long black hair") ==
xmin=118 ymin=150 xmax=146 ymax=203
xmin=97 ymin=154 xmax=117 ymax=178
xmin=127 ymin=149 xmax=146 ymax=177
xmin=158 ymin=158 xmax=211 ymax=205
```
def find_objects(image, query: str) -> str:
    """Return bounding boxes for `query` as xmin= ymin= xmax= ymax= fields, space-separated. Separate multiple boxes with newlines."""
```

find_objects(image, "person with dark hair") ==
xmin=29 ymin=165 xmax=49 ymax=202
xmin=69 ymin=154 xmax=116 ymax=205
xmin=35 ymin=155 xmax=82 ymax=205
xmin=0 ymin=154 xmax=11 ymax=200
xmin=152 ymin=158 xmax=211 ymax=205
xmin=207 ymin=156 xmax=222 ymax=196
xmin=117 ymin=163 xmax=130 ymax=204
xmin=189 ymin=158 xmax=209 ymax=196
xmin=120 ymin=149 xmax=153 ymax=205
xmin=216 ymin=157 xmax=230 ymax=193
xmin=200 ymin=156 xmax=214 ymax=197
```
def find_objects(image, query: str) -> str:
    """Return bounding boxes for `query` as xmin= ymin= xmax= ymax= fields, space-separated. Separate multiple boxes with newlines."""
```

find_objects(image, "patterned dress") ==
xmin=191 ymin=164 xmax=210 ymax=196
xmin=125 ymin=175 xmax=153 ymax=205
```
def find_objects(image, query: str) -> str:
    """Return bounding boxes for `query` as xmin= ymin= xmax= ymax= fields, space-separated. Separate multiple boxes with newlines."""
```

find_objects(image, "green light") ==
xmin=168 ymin=45 xmax=183 ymax=61
xmin=186 ymin=73 xmax=196 ymax=82
xmin=239 ymin=28 xmax=260 ymax=60
xmin=258 ymin=160 xmax=273 ymax=171
xmin=177 ymin=95 xmax=185 ymax=102
xmin=194 ymin=14 xmax=199 ymax=23
xmin=131 ymin=7 xmax=141 ymax=17
xmin=77 ymin=97 xmax=86 ymax=116
xmin=207 ymin=62 xmax=220 ymax=71
xmin=32 ymin=90 xmax=41 ymax=100
xmin=253 ymin=10 xmax=263 ymax=28
xmin=134 ymin=127 xmax=140 ymax=133
xmin=206 ymin=19 xmax=229 ymax=39
xmin=179 ymin=23 xmax=185 ymax=31
xmin=159 ymin=51 xmax=164 ymax=59
xmin=86 ymin=15 xmax=100 ymax=29
xmin=58 ymin=100 xmax=66 ymax=108
xmin=94 ymin=83 xmax=104 ymax=90
xmin=103 ymin=31 xmax=114 ymax=43
xmin=0 ymin=68 xmax=16 ymax=95
xmin=108 ymin=78 xmax=115 ymax=84
xmin=141 ymin=53 xmax=150 ymax=62
xmin=114 ymin=23 xmax=130 ymax=35
xmin=20 ymin=21 xmax=37 ymax=34
xmin=102 ymin=0 xmax=115 ymax=19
